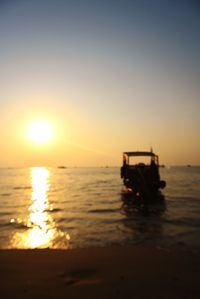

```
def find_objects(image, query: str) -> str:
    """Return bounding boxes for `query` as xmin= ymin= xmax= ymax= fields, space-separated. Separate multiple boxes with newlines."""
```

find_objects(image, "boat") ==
xmin=120 ymin=151 xmax=166 ymax=198
xmin=57 ymin=166 xmax=67 ymax=169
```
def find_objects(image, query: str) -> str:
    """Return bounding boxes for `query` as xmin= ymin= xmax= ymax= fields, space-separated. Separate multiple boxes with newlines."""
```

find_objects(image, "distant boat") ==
xmin=57 ymin=166 xmax=67 ymax=169
xmin=187 ymin=165 xmax=191 ymax=167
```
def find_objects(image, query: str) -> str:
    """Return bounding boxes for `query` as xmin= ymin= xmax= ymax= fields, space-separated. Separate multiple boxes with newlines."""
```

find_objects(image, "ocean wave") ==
xmin=88 ymin=208 xmax=118 ymax=214
xmin=163 ymin=217 xmax=200 ymax=227
xmin=13 ymin=186 xmax=31 ymax=190
xmin=0 ymin=219 xmax=29 ymax=229
xmin=0 ymin=193 xmax=11 ymax=197
xmin=47 ymin=208 xmax=63 ymax=213
xmin=0 ymin=211 xmax=14 ymax=216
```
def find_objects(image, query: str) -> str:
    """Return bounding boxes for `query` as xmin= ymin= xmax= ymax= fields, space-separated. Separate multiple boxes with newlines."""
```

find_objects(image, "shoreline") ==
xmin=1 ymin=245 xmax=200 ymax=298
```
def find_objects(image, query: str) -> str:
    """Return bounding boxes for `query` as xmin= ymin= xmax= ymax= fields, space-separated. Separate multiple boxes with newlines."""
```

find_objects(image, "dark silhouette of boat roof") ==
xmin=123 ymin=151 xmax=156 ymax=157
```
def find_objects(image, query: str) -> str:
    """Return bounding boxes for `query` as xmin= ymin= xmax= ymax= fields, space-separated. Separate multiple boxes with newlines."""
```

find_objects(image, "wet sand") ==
xmin=0 ymin=245 xmax=200 ymax=299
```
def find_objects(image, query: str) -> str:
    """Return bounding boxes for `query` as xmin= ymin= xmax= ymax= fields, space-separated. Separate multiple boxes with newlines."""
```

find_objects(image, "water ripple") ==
xmin=0 ymin=166 xmax=200 ymax=250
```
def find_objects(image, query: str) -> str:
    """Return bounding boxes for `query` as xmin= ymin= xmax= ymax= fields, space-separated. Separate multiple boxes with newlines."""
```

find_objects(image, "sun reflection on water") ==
xmin=28 ymin=167 xmax=52 ymax=247
xmin=11 ymin=167 xmax=70 ymax=248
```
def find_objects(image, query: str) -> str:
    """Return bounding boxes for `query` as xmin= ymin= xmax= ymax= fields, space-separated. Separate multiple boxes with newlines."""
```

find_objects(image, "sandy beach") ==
xmin=0 ymin=245 xmax=200 ymax=299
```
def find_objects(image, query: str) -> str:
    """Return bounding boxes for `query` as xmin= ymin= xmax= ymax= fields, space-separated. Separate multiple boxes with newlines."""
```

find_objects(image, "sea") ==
xmin=0 ymin=166 xmax=200 ymax=252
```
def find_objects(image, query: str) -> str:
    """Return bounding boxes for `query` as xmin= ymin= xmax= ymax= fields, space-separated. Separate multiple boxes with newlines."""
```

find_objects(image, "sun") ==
xmin=27 ymin=121 xmax=54 ymax=144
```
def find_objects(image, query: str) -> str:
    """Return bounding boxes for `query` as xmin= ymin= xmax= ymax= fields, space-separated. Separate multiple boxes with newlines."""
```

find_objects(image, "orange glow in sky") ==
xmin=0 ymin=0 xmax=200 ymax=166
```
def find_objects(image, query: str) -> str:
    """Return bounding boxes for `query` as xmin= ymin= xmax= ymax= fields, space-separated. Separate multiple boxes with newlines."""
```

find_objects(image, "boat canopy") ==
xmin=123 ymin=151 xmax=156 ymax=157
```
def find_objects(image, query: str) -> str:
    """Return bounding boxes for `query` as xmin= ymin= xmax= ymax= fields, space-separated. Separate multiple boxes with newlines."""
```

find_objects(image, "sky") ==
xmin=0 ymin=0 xmax=200 ymax=167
